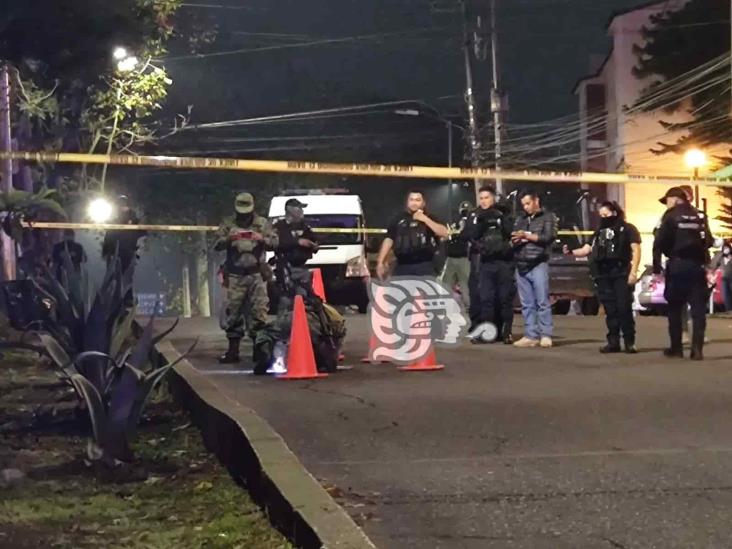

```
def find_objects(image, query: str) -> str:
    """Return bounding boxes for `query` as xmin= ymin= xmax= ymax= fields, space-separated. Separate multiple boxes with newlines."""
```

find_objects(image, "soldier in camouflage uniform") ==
xmin=214 ymin=192 xmax=278 ymax=364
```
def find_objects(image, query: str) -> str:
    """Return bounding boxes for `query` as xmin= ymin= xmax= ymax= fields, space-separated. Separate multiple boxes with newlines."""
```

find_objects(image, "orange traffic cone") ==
xmin=279 ymin=295 xmax=328 ymax=380
xmin=398 ymin=344 xmax=444 ymax=372
xmin=361 ymin=334 xmax=384 ymax=363
xmin=310 ymin=268 xmax=327 ymax=302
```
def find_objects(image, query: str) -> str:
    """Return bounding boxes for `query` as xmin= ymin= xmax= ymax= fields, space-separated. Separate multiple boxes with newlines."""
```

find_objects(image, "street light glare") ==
xmin=684 ymin=148 xmax=707 ymax=169
xmin=116 ymin=56 xmax=139 ymax=73
xmin=88 ymin=198 xmax=114 ymax=224
xmin=113 ymin=47 xmax=129 ymax=61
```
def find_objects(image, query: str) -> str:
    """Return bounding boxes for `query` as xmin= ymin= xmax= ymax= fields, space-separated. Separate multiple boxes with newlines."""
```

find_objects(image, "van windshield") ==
xmin=307 ymin=214 xmax=363 ymax=245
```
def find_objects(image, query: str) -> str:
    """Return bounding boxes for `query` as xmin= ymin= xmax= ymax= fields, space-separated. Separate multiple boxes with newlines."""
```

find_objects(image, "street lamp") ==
xmin=395 ymin=107 xmax=461 ymax=221
xmin=87 ymin=198 xmax=114 ymax=224
xmin=684 ymin=148 xmax=707 ymax=207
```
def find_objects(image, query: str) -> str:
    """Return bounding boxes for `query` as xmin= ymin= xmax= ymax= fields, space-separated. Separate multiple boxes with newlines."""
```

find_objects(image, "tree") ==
xmin=632 ymin=0 xmax=732 ymax=229
xmin=631 ymin=0 xmax=731 ymax=155
xmin=2 ymin=0 xmax=184 ymax=193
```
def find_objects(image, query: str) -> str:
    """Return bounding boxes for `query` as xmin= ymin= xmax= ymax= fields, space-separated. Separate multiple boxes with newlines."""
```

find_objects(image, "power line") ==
xmin=162 ymin=27 xmax=459 ymax=61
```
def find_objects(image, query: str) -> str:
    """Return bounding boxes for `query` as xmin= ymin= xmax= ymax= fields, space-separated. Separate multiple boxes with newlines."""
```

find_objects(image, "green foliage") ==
xmin=0 ymin=188 xmax=66 ymax=240
xmin=631 ymin=0 xmax=731 ymax=154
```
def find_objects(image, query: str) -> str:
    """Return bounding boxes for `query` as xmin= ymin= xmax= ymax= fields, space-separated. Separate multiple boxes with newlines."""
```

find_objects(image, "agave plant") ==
xmin=0 ymin=187 xmax=67 ymax=241
xmin=7 ymin=253 xmax=196 ymax=464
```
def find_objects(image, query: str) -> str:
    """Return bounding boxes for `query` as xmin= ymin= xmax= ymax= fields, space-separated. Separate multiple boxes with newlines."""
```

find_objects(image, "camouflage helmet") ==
xmin=234 ymin=192 xmax=254 ymax=214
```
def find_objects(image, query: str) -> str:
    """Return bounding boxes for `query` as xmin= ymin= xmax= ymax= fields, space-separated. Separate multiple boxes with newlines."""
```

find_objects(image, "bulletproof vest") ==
xmin=672 ymin=209 xmax=706 ymax=258
xmin=479 ymin=211 xmax=511 ymax=259
xmin=591 ymin=223 xmax=629 ymax=264
xmin=393 ymin=217 xmax=436 ymax=258
xmin=446 ymin=216 xmax=469 ymax=257
xmin=225 ymin=215 xmax=268 ymax=274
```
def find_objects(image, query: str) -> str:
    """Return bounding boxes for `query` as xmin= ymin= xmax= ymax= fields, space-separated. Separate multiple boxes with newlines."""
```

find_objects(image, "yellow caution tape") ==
xmin=4 ymin=151 xmax=731 ymax=187
xmin=27 ymin=221 xmax=732 ymax=238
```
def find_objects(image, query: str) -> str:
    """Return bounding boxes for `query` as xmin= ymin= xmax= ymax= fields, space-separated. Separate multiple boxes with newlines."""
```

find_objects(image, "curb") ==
xmin=153 ymin=340 xmax=376 ymax=549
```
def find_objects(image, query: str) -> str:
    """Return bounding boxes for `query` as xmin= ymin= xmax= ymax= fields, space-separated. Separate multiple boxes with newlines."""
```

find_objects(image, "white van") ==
xmin=267 ymin=193 xmax=370 ymax=312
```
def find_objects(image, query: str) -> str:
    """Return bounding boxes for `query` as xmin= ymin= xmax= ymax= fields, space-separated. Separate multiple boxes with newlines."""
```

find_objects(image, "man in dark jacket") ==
xmin=464 ymin=186 xmax=515 ymax=344
xmin=376 ymin=190 xmax=448 ymax=279
xmin=653 ymin=186 xmax=714 ymax=360
xmin=273 ymin=198 xmax=319 ymax=304
xmin=51 ymin=229 xmax=87 ymax=282
xmin=511 ymin=190 xmax=557 ymax=348
xmin=101 ymin=195 xmax=145 ymax=272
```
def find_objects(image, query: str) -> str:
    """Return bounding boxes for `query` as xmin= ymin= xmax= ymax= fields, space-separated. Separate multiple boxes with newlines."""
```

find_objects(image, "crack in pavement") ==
xmin=367 ymin=484 xmax=732 ymax=505
xmin=299 ymin=383 xmax=378 ymax=408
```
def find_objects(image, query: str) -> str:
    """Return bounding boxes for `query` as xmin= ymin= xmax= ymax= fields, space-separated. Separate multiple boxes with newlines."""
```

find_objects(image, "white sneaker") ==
xmin=513 ymin=337 xmax=539 ymax=348
xmin=540 ymin=337 xmax=553 ymax=348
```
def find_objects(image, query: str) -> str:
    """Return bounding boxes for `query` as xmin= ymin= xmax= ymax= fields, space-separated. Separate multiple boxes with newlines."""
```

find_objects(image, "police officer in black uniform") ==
xmin=377 ymin=190 xmax=448 ymax=279
xmin=273 ymin=198 xmax=319 ymax=308
xmin=653 ymin=187 xmax=713 ymax=360
xmin=565 ymin=201 xmax=641 ymax=353
xmin=463 ymin=185 xmax=515 ymax=343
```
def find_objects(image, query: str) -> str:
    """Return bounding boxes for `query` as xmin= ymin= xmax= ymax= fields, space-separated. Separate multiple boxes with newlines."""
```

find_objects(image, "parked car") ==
xmin=637 ymin=265 xmax=723 ymax=315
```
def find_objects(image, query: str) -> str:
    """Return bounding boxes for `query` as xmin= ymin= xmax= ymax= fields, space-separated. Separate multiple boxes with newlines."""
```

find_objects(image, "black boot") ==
xmin=600 ymin=337 xmax=621 ymax=354
xmin=599 ymin=344 xmax=621 ymax=354
xmin=663 ymin=347 xmax=684 ymax=358
xmin=624 ymin=342 xmax=638 ymax=354
xmin=218 ymin=338 xmax=241 ymax=364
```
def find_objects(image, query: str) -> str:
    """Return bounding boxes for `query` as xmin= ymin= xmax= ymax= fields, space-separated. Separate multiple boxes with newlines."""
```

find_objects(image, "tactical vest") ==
xmin=225 ymin=215 xmax=268 ymax=275
xmin=479 ymin=214 xmax=511 ymax=259
xmin=591 ymin=223 xmax=629 ymax=264
xmin=393 ymin=218 xmax=436 ymax=259
xmin=672 ymin=210 xmax=706 ymax=258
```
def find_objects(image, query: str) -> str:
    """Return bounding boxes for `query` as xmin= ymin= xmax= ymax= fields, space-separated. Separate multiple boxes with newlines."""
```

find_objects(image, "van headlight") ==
xmin=345 ymin=255 xmax=369 ymax=278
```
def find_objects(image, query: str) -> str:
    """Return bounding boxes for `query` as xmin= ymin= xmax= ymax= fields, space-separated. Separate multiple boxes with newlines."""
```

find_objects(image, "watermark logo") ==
xmin=367 ymin=277 xmax=469 ymax=363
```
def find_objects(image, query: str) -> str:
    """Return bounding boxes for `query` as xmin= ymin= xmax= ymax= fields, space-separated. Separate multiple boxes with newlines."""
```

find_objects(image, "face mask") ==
xmin=236 ymin=212 xmax=254 ymax=226
xmin=286 ymin=206 xmax=304 ymax=222
xmin=724 ymin=249 xmax=731 ymax=256
xmin=599 ymin=215 xmax=617 ymax=228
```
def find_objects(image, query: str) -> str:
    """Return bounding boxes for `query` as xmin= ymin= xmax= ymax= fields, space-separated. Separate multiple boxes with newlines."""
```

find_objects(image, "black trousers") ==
xmin=393 ymin=261 xmax=435 ymax=278
xmin=478 ymin=259 xmax=516 ymax=337
xmin=664 ymin=258 xmax=707 ymax=351
xmin=595 ymin=274 xmax=635 ymax=347
xmin=468 ymin=253 xmax=481 ymax=327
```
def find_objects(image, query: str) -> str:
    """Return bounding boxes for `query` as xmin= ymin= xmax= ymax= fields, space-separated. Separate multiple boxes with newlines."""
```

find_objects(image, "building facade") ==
xmin=574 ymin=0 xmax=730 ymax=262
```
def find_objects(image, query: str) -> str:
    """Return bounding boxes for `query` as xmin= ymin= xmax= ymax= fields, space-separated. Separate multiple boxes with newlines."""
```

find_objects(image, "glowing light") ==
xmin=684 ymin=148 xmax=707 ymax=169
xmin=87 ymin=198 xmax=114 ymax=224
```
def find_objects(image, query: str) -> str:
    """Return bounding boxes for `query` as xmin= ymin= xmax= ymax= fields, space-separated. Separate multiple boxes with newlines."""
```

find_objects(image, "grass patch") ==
xmin=0 ymin=349 xmax=291 ymax=549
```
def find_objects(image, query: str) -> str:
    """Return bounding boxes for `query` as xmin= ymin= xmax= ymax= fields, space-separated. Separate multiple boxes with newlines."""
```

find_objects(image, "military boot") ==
xmin=218 ymin=338 xmax=241 ymax=364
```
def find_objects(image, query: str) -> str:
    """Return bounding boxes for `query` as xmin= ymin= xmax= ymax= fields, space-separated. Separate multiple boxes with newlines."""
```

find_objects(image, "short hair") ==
xmin=519 ymin=189 xmax=540 ymax=201
xmin=406 ymin=189 xmax=425 ymax=199
xmin=598 ymin=200 xmax=625 ymax=220
xmin=63 ymin=229 xmax=75 ymax=238
xmin=478 ymin=185 xmax=496 ymax=196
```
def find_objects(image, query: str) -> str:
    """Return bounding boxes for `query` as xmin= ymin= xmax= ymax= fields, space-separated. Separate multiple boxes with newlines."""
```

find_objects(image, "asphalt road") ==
xmin=165 ymin=313 xmax=732 ymax=549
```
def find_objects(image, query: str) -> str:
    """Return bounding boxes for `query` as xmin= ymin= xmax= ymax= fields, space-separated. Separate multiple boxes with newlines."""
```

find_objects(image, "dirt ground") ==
xmin=0 ymin=345 xmax=291 ymax=549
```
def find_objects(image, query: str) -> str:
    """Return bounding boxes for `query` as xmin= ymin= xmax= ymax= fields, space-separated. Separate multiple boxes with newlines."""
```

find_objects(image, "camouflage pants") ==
xmin=220 ymin=273 xmax=269 ymax=341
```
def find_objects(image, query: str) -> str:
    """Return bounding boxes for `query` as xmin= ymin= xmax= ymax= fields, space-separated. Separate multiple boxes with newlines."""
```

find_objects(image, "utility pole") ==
xmin=489 ymin=0 xmax=504 ymax=196
xmin=461 ymin=0 xmax=482 ymax=199
xmin=0 ymin=63 xmax=16 ymax=282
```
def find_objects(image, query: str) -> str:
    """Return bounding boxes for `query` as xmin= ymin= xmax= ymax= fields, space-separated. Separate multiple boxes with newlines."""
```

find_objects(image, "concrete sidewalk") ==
xmin=161 ymin=313 xmax=732 ymax=548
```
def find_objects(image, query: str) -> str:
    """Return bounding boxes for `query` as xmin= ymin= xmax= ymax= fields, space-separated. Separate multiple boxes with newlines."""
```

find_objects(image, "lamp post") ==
xmin=684 ymin=148 xmax=707 ymax=209
xmin=395 ymin=107 xmax=463 ymax=222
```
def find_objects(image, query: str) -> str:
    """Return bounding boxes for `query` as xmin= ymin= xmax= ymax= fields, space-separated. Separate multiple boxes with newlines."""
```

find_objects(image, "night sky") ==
xmin=165 ymin=0 xmax=644 ymax=127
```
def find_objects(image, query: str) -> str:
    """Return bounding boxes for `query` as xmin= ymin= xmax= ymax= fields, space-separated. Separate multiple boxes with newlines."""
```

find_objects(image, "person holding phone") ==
xmin=214 ymin=192 xmax=278 ymax=365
